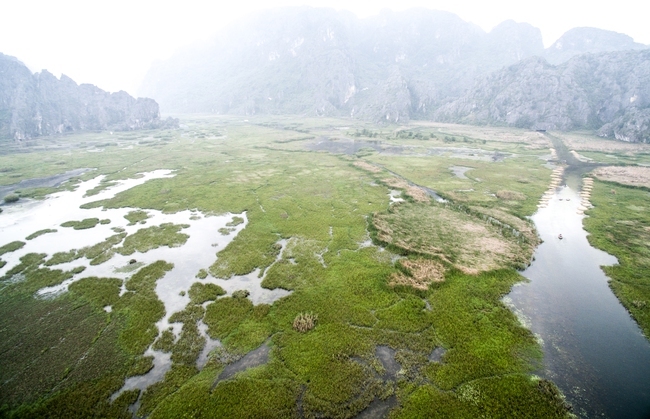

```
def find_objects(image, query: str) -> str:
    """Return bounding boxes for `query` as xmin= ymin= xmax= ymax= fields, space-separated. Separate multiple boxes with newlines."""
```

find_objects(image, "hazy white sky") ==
xmin=1 ymin=0 xmax=648 ymax=96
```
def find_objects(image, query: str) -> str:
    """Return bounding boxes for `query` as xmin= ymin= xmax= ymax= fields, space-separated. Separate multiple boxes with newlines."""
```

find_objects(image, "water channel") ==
xmin=506 ymin=139 xmax=650 ymax=418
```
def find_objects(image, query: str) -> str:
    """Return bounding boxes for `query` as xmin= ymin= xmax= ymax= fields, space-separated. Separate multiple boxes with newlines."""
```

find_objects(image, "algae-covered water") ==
xmin=506 ymin=175 xmax=650 ymax=418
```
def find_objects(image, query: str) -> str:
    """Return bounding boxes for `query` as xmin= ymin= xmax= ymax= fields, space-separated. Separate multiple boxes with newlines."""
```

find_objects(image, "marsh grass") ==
xmin=116 ymin=223 xmax=189 ymax=256
xmin=0 ymin=240 xmax=25 ymax=256
xmin=0 ymin=260 xmax=175 ymax=417
xmin=124 ymin=210 xmax=149 ymax=225
xmin=226 ymin=216 xmax=245 ymax=227
xmin=389 ymin=258 xmax=445 ymax=290
xmin=4 ymin=193 xmax=19 ymax=203
xmin=188 ymin=282 xmax=226 ymax=304
xmin=372 ymin=201 xmax=531 ymax=273
xmin=0 ymin=117 xmax=570 ymax=418
xmin=584 ymin=179 xmax=650 ymax=337
xmin=153 ymin=329 xmax=175 ymax=353
xmin=61 ymin=218 xmax=101 ymax=230
xmin=366 ymin=152 xmax=550 ymax=219
xmin=232 ymin=289 xmax=251 ymax=299
xmin=496 ymin=190 xmax=527 ymax=200
xmin=25 ymin=228 xmax=57 ymax=240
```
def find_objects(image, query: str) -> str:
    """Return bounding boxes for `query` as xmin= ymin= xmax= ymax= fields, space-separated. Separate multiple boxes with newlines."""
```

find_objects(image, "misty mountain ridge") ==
xmin=140 ymin=6 xmax=648 ymax=139
xmin=2 ymin=7 xmax=648 ymax=143
xmin=543 ymin=27 xmax=648 ymax=65
xmin=435 ymin=50 xmax=650 ymax=142
xmin=0 ymin=53 xmax=174 ymax=141
xmin=139 ymin=7 xmax=546 ymax=121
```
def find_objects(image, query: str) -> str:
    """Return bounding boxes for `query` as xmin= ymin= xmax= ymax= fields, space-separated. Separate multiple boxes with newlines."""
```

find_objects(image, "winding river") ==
xmin=506 ymin=168 xmax=650 ymax=418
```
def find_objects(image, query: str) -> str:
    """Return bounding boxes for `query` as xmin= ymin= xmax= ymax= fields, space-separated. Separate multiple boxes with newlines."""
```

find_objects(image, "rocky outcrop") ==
xmin=139 ymin=7 xmax=544 ymax=122
xmin=598 ymin=108 xmax=650 ymax=143
xmin=544 ymin=27 xmax=648 ymax=65
xmin=0 ymin=53 xmax=173 ymax=141
xmin=433 ymin=50 xmax=650 ymax=142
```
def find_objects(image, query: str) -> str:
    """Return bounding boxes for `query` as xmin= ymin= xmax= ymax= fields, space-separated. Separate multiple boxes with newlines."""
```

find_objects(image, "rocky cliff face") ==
xmin=139 ymin=7 xmax=545 ymax=122
xmin=0 ymin=53 xmax=173 ymax=141
xmin=433 ymin=50 xmax=650 ymax=142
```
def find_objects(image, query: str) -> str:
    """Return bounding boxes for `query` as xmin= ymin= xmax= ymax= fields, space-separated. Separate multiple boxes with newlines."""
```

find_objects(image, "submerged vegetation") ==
xmin=0 ymin=117 xmax=583 ymax=417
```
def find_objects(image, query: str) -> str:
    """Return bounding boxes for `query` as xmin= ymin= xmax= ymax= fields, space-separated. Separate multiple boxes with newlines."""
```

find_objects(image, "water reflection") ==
xmin=506 ymin=180 xmax=650 ymax=418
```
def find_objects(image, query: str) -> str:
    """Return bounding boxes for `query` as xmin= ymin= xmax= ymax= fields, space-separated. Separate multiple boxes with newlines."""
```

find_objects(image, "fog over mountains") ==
xmin=0 ymin=53 xmax=174 ymax=141
xmin=2 ymin=7 xmax=649 ymax=142
xmin=435 ymin=50 xmax=650 ymax=142
xmin=139 ymin=7 xmax=649 ymax=142
xmin=140 ymin=7 xmax=546 ymax=120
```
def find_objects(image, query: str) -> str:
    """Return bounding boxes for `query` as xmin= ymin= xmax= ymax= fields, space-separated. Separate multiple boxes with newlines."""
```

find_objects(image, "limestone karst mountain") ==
xmin=140 ymin=7 xmax=649 ymax=139
xmin=434 ymin=50 xmax=650 ymax=143
xmin=139 ymin=7 xmax=545 ymax=122
xmin=0 ymin=53 xmax=174 ymax=141
xmin=543 ymin=27 xmax=648 ymax=65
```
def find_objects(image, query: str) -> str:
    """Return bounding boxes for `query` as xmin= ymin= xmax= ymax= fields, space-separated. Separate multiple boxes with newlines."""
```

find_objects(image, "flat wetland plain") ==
xmin=0 ymin=116 xmax=648 ymax=418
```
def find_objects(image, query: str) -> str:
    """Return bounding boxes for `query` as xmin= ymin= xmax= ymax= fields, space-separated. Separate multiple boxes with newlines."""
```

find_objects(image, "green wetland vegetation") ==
xmin=5 ymin=116 xmax=647 ymax=418
xmin=584 ymin=181 xmax=650 ymax=338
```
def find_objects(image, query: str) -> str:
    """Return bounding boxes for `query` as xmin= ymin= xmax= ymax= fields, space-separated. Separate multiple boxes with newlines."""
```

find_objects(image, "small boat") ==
xmin=566 ymin=198 xmax=571 ymax=201
xmin=559 ymin=198 xmax=563 ymax=201
xmin=558 ymin=234 xmax=563 ymax=240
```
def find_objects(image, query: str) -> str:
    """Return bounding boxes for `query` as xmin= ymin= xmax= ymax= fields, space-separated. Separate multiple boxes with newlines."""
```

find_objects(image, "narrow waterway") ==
xmin=506 ymin=173 xmax=650 ymax=418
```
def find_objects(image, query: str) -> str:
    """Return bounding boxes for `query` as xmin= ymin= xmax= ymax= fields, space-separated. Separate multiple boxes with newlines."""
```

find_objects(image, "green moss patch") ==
xmin=117 ymin=223 xmax=189 ymax=256
xmin=26 ymin=228 xmax=58 ymax=240
xmin=0 ymin=240 xmax=25 ymax=256
xmin=188 ymin=282 xmax=226 ymax=304
xmin=61 ymin=218 xmax=101 ymax=230
xmin=125 ymin=210 xmax=150 ymax=225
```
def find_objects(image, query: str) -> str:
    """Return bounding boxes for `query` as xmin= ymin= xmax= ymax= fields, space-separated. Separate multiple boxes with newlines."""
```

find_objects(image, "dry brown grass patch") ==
xmin=592 ymin=166 xmax=650 ymax=189
xmin=381 ymin=177 xmax=430 ymax=202
xmin=382 ymin=177 xmax=409 ymax=189
xmin=354 ymin=161 xmax=382 ymax=173
xmin=293 ymin=312 xmax=318 ymax=332
xmin=390 ymin=258 xmax=445 ymax=290
xmin=373 ymin=202 xmax=529 ymax=273
xmin=496 ymin=190 xmax=526 ymax=200
xmin=556 ymin=132 xmax=650 ymax=153
xmin=406 ymin=186 xmax=430 ymax=203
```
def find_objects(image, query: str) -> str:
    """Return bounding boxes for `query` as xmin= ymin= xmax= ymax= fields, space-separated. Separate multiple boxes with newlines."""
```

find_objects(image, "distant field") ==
xmin=553 ymin=131 xmax=650 ymax=153
xmin=412 ymin=121 xmax=551 ymax=149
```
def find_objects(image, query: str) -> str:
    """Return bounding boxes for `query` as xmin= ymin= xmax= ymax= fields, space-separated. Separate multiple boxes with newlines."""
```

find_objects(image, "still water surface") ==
xmin=506 ymin=177 xmax=650 ymax=418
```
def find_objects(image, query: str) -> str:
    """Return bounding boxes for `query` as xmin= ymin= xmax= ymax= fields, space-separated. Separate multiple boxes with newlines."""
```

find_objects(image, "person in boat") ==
xmin=558 ymin=234 xmax=563 ymax=240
